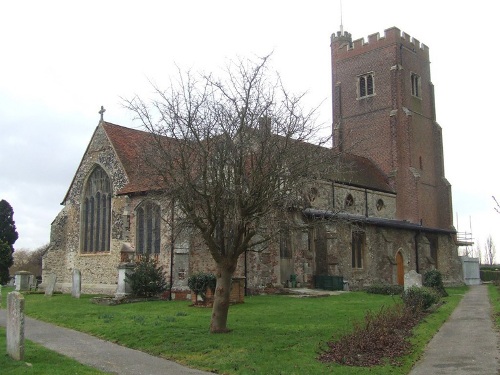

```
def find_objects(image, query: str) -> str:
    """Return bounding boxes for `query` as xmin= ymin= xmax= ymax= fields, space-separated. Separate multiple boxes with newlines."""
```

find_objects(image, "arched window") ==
xmin=345 ymin=194 xmax=354 ymax=208
xmin=136 ymin=201 xmax=161 ymax=255
xmin=82 ymin=166 xmax=111 ymax=252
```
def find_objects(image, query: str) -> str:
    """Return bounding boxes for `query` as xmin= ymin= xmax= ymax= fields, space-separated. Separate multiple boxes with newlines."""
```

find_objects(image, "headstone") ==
xmin=116 ymin=263 xmax=134 ymax=298
xmin=44 ymin=273 xmax=57 ymax=297
xmin=404 ymin=270 xmax=422 ymax=290
xmin=0 ymin=285 xmax=2 ymax=308
xmin=7 ymin=291 xmax=25 ymax=360
xmin=72 ymin=269 xmax=81 ymax=298
xmin=15 ymin=271 xmax=32 ymax=291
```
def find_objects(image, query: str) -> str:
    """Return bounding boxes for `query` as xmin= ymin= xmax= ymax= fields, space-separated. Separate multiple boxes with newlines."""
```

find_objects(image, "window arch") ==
xmin=82 ymin=165 xmax=111 ymax=252
xmin=345 ymin=194 xmax=354 ymax=208
xmin=136 ymin=201 xmax=161 ymax=255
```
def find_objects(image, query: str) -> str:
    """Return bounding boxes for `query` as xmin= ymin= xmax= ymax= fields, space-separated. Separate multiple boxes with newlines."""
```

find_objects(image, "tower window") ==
xmin=358 ymin=73 xmax=374 ymax=98
xmin=411 ymin=72 xmax=421 ymax=98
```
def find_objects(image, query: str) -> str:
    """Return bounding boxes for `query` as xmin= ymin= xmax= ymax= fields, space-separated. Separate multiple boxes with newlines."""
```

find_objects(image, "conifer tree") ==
xmin=0 ymin=199 xmax=19 ymax=284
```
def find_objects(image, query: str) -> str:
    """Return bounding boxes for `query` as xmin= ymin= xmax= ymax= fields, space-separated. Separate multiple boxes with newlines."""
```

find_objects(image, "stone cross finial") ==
xmin=99 ymin=106 xmax=106 ymax=121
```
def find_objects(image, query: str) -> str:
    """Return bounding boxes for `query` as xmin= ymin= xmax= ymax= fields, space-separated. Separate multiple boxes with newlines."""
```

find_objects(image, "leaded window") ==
xmin=82 ymin=166 xmax=111 ymax=252
xmin=136 ymin=201 xmax=161 ymax=254
xmin=351 ymin=231 xmax=365 ymax=269
xmin=358 ymin=73 xmax=374 ymax=98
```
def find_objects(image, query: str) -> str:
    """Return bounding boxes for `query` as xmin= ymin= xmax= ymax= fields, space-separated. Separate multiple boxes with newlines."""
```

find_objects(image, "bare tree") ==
xmin=485 ymin=235 xmax=496 ymax=266
xmin=475 ymin=241 xmax=482 ymax=264
xmin=9 ymin=244 xmax=48 ymax=277
xmin=124 ymin=55 xmax=331 ymax=333
xmin=494 ymin=196 xmax=500 ymax=214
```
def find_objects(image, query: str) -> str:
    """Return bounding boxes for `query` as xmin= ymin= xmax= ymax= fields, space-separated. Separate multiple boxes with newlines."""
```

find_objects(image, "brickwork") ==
xmin=331 ymin=27 xmax=452 ymax=229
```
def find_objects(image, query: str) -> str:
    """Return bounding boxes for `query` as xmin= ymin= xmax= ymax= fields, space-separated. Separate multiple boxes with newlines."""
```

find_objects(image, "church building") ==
xmin=42 ymin=27 xmax=463 ymax=295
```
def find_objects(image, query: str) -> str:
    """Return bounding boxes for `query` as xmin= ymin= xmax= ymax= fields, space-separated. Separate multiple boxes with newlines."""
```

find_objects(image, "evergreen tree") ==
xmin=0 ymin=199 xmax=19 ymax=284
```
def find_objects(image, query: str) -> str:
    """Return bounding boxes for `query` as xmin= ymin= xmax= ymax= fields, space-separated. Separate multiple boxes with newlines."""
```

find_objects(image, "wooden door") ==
xmin=396 ymin=252 xmax=404 ymax=286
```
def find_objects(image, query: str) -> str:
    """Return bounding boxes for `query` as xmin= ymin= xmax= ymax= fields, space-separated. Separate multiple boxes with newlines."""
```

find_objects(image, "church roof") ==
xmin=98 ymin=122 xmax=393 ymax=196
xmin=102 ymin=122 xmax=172 ymax=195
xmin=332 ymin=153 xmax=394 ymax=193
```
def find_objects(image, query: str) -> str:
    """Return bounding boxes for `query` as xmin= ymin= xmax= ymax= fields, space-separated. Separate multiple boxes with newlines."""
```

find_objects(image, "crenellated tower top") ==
xmin=331 ymin=27 xmax=429 ymax=60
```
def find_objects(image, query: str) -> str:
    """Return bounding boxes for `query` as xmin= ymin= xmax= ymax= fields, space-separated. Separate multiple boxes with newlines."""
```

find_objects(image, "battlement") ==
xmin=331 ymin=27 xmax=429 ymax=59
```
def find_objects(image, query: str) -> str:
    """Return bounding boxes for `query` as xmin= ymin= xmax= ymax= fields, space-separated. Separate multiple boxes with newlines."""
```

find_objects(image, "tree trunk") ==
xmin=210 ymin=262 xmax=235 ymax=333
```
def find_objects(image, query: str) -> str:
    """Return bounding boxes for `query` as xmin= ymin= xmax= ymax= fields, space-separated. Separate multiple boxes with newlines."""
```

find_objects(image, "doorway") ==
xmin=396 ymin=251 xmax=404 ymax=286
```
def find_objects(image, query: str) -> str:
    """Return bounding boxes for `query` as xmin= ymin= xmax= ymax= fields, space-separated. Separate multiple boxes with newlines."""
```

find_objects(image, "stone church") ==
xmin=42 ymin=27 xmax=463 ymax=296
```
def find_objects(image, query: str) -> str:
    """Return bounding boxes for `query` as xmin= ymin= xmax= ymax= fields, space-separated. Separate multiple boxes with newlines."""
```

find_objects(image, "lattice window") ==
xmin=82 ymin=166 xmax=111 ymax=252
xmin=351 ymin=231 xmax=365 ymax=269
xmin=136 ymin=201 xmax=161 ymax=255
xmin=280 ymin=228 xmax=292 ymax=259
xmin=358 ymin=72 xmax=375 ymax=98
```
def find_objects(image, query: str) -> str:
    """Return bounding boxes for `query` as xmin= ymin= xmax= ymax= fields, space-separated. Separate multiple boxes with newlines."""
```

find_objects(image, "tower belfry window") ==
xmin=411 ymin=72 xmax=421 ymax=98
xmin=358 ymin=72 xmax=374 ymax=98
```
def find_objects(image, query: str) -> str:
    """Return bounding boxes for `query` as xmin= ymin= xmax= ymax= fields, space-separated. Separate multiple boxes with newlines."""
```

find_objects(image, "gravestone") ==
xmin=7 ymin=291 xmax=25 ymax=360
xmin=404 ymin=270 xmax=422 ymax=290
xmin=72 ymin=269 xmax=81 ymax=298
xmin=44 ymin=273 xmax=57 ymax=296
xmin=0 ymin=285 xmax=2 ymax=308
xmin=116 ymin=263 xmax=134 ymax=298
xmin=15 ymin=271 xmax=32 ymax=291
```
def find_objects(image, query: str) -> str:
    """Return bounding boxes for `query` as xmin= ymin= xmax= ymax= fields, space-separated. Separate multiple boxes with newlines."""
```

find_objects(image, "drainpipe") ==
xmin=364 ymin=189 xmax=368 ymax=217
xmin=414 ymin=232 xmax=420 ymax=273
xmin=169 ymin=200 xmax=175 ymax=301
xmin=244 ymin=249 xmax=248 ymax=296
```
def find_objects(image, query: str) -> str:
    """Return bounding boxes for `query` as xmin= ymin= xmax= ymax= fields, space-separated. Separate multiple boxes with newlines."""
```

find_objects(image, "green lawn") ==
xmin=488 ymin=283 xmax=500 ymax=328
xmin=1 ymin=286 xmax=467 ymax=375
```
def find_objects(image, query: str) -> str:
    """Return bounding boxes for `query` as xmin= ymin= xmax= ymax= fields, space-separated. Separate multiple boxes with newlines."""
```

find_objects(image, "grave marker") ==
xmin=404 ymin=270 xmax=422 ymax=290
xmin=72 ymin=268 xmax=81 ymax=298
xmin=7 ymin=291 xmax=25 ymax=360
xmin=45 ymin=273 xmax=57 ymax=296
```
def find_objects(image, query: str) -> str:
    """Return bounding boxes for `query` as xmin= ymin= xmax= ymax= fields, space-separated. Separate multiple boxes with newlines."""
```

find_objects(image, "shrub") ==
xmin=480 ymin=270 xmax=500 ymax=282
xmin=319 ymin=304 xmax=423 ymax=366
xmin=126 ymin=256 xmax=168 ymax=298
xmin=365 ymin=283 xmax=404 ymax=296
xmin=423 ymin=269 xmax=448 ymax=297
xmin=188 ymin=272 xmax=216 ymax=300
xmin=401 ymin=286 xmax=440 ymax=310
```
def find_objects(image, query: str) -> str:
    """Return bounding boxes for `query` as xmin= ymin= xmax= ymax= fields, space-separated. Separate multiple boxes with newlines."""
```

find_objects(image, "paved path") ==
xmin=409 ymin=284 xmax=500 ymax=375
xmin=0 ymin=309 xmax=213 ymax=375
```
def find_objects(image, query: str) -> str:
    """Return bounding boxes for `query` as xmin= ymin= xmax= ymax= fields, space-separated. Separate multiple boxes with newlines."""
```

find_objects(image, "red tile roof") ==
xmin=102 ymin=122 xmax=173 ymax=195
xmin=101 ymin=122 xmax=393 ymax=195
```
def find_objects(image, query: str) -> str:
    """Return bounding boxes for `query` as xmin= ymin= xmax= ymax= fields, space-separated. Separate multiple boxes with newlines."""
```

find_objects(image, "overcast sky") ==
xmin=1 ymin=0 xmax=498 ymax=260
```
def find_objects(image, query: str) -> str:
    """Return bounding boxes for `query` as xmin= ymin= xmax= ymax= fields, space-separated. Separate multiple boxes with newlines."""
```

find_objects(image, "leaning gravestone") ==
xmin=72 ymin=268 xmax=81 ymax=298
xmin=7 ymin=291 xmax=25 ymax=360
xmin=404 ymin=270 xmax=422 ymax=290
xmin=45 ymin=273 xmax=57 ymax=296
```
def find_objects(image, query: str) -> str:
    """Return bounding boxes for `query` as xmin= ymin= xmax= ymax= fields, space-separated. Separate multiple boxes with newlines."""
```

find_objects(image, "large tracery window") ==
xmin=82 ymin=166 xmax=112 ymax=252
xmin=136 ymin=201 xmax=161 ymax=255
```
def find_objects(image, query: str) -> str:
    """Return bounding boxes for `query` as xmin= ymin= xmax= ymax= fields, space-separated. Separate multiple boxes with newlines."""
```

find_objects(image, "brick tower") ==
xmin=331 ymin=27 xmax=453 ymax=229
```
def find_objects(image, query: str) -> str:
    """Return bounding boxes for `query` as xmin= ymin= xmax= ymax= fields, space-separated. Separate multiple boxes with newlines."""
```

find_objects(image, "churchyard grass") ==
xmin=1 ymin=286 xmax=467 ymax=374
xmin=488 ymin=283 xmax=500 ymax=328
xmin=0 ymin=326 xmax=109 ymax=374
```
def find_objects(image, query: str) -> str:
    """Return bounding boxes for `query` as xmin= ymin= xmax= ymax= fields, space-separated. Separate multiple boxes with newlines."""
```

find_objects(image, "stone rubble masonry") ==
xmin=7 ymin=291 xmax=25 ymax=361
